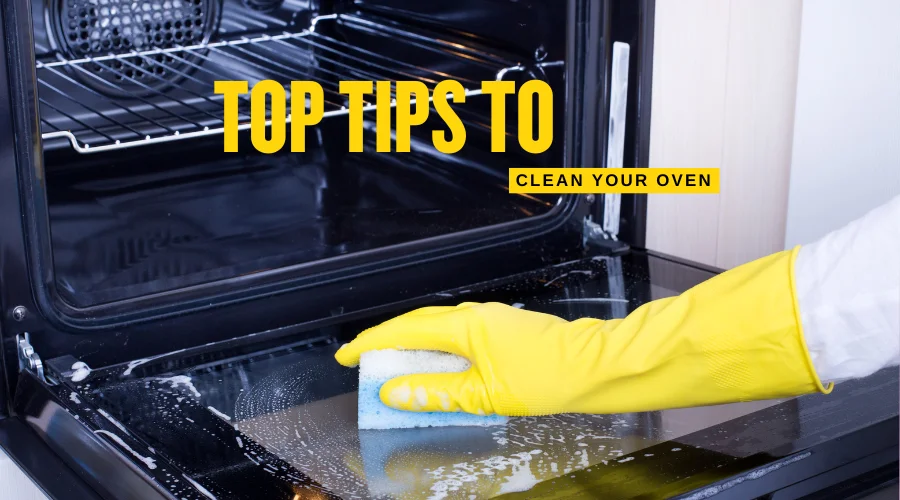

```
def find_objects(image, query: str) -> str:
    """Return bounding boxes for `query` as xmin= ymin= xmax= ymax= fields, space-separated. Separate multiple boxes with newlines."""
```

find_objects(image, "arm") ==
xmin=335 ymin=196 xmax=900 ymax=416
xmin=797 ymin=195 xmax=900 ymax=383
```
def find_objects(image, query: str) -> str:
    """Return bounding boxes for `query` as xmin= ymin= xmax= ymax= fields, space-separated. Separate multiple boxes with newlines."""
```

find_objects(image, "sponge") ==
xmin=357 ymin=349 xmax=508 ymax=430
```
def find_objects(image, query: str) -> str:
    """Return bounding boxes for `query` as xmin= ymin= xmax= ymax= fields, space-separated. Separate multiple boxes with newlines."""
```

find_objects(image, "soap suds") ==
xmin=94 ymin=430 xmax=156 ymax=469
xmin=428 ymin=450 xmax=543 ymax=499
xmin=69 ymin=362 xmax=91 ymax=383
xmin=183 ymin=474 xmax=218 ymax=500
xmin=236 ymin=436 xmax=243 ymax=448
xmin=155 ymin=375 xmax=201 ymax=398
xmin=511 ymin=303 xmax=525 ymax=309
xmin=69 ymin=393 xmax=81 ymax=404
xmin=122 ymin=358 xmax=150 ymax=376
xmin=437 ymin=392 xmax=452 ymax=411
xmin=681 ymin=452 xmax=811 ymax=500
xmin=97 ymin=408 xmax=129 ymax=434
xmin=497 ymin=455 xmax=541 ymax=494
xmin=388 ymin=384 xmax=412 ymax=407
xmin=414 ymin=387 xmax=428 ymax=409
xmin=578 ymin=449 xmax=590 ymax=468
xmin=207 ymin=406 xmax=232 ymax=421
xmin=232 ymin=345 xmax=674 ymax=499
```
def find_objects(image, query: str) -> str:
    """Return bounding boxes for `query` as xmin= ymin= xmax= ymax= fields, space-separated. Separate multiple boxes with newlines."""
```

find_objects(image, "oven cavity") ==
xmin=31 ymin=0 xmax=567 ymax=311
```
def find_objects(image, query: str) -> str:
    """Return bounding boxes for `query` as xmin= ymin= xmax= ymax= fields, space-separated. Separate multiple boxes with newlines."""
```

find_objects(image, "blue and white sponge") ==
xmin=357 ymin=349 xmax=508 ymax=430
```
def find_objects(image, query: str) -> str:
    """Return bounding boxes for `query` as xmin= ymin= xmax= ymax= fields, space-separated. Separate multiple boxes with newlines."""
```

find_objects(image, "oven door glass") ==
xmin=50 ymin=252 xmax=898 ymax=499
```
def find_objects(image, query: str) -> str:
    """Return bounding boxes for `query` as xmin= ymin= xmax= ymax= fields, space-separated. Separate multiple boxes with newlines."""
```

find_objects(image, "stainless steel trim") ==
xmin=602 ymin=42 xmax=630 ymax=239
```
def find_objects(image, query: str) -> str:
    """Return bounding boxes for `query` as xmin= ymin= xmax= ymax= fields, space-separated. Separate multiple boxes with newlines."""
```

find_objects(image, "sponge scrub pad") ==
xmin=357 ymin=349 xmax=508 ymax=430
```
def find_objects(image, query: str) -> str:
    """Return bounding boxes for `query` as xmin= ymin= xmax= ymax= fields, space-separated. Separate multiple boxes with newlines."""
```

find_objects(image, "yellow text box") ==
xmin=509 ymin=168 xmax=720 ymax=194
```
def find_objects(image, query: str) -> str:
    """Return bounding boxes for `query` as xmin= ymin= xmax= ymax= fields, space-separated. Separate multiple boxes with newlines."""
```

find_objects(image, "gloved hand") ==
xmin=335 ymin=248 xmax=832 ymax=416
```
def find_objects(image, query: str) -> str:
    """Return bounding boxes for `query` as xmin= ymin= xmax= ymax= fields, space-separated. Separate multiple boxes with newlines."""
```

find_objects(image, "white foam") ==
xmin=681 ymin=452 xmax=811 ymax=500
xmin=359 ymin=349 xmax=471 ymax=381
xmin=427 ymin=450 xmax=543 ymax=499
xmin=123 ymin=358 xmax=151 ymax=376
xmin=155 ymin=375 xmax=201 ymax=398
xmin=497 ymin=457 xmax=540 ymax=494
xmin=98 ymin=408 xmax=129 ymax=434
xmin=207 ymin=406 xmax=232 ymax=421
xmin=122 ymin=349 xmax=186 ymax=376
xmin=69 ymin=393 xmax=81 ymax=404
xmin=183 ymin=474 xmax=217 ymax=500
xmin=69 ymin=362 xmax=91 ymax=382
xmin=94 ymin=430 xmax=156 ymax=469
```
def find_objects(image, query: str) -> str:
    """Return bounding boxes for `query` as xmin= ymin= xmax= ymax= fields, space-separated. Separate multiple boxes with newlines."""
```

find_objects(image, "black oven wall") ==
xmin=0 ymin=0 xmax=655 ymax=396
xmin=350 ymin=0 xmax=567 ymax=61
xmin=31 ymin=0 xmax=571 ymax=317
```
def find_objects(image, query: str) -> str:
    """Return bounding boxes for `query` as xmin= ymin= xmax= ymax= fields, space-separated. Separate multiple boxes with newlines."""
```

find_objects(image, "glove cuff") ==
xmin=788 ymin=245 xmax=834 ymax=395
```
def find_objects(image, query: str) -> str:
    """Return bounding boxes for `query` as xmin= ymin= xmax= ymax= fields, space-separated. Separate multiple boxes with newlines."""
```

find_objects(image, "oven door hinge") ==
xmin=583 ymin=216 xmax=630 ymax=255
xmin=17 ymin=333 xmax=56 ymax=386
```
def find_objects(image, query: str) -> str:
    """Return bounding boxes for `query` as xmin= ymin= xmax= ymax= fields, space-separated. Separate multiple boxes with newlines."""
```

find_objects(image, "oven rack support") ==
xmin=36 ymin=13 xmax=564 ymax=154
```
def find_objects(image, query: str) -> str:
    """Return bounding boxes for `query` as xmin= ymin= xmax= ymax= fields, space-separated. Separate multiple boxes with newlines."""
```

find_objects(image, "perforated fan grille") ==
xmin=50 ymin=0 xmax=217 ymax=95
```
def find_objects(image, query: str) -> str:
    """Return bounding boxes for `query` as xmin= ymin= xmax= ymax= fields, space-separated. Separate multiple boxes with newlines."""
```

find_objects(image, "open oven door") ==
xmin=0 ymin=0 xmax=897 ymax=498
xmin=5 ymin=249 xmax=899 ymax=500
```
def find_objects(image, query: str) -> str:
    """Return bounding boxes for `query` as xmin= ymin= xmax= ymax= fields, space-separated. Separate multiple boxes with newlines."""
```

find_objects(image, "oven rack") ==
xmin=37 ymin=13 xmax=564 ymax=154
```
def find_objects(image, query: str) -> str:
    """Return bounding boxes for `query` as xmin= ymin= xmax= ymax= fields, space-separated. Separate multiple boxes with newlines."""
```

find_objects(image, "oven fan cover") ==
xmin=47 ymin=0 xmax=220 ymax=97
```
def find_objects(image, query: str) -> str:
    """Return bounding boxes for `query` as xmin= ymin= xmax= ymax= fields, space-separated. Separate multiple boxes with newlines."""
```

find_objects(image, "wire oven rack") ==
xmin=37 ymin=13 xmax=564 ymax=154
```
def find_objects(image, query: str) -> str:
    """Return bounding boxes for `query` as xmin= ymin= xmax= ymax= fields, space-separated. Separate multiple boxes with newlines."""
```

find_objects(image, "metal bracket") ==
xmin=583 ymin=216 xmax=614 ymax=242
xmin=583 ymin=216 xmax=630 ymax=254
xmin=17 ymin=333 xmax=55 ymax=386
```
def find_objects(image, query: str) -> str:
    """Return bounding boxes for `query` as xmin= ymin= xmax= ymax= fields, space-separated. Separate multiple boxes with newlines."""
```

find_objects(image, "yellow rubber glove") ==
xmin=335 ymin=248 xmax=832 ymax=416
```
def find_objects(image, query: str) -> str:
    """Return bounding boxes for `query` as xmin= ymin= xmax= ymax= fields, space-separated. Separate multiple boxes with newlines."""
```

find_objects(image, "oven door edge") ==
xmin=6 ymin=372 xmax=176 ymax=500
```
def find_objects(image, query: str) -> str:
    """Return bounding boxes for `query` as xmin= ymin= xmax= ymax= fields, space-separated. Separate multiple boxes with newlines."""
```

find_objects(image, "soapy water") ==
xmin=64 ymin=257 xmax=726 ymax=499
xmin=231 ymin=360 xmax=669 ymax=499
xmin=681 ymin=452 xmax=811 ymax=500
xmin=94 ymin=430 xmax=157 ymax=470
xmin=69 ymin=361 xmax=92 ymax=382
xmin=155 ymin=375 xmax=202 ymax=398
xmin=122 ymin=349 xmax=187 ymax=376
xmin=98 ymin=408 xmax=130 ymax=434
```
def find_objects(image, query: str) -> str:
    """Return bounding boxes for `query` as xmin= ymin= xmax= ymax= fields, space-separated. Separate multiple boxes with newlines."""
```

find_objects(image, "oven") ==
xmin=0 ymin=0 xmax=896 ymax=498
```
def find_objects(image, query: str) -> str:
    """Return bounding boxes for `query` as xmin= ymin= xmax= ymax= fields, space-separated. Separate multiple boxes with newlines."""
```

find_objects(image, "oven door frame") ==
xmin=0 ymin=0 xmax=620 ymax=332
xmin=0 ymin=0 xmax=662 ymax=392
xmin=3 ymin=252 xmax=898 ymax=500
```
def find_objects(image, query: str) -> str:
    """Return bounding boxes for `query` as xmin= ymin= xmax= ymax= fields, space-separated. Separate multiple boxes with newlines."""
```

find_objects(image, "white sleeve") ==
xmin=795 ymin=194 xmax=900 ymax=384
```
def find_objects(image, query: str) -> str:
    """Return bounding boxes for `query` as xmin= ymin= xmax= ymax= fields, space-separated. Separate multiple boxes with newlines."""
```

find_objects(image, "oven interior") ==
xmin=30 ymin=0 xmax=568 ymax=309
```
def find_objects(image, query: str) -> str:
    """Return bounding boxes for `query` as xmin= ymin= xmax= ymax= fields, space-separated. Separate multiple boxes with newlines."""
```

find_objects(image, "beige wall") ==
xmin=646 ymin=0 xmax=803 ymax=269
